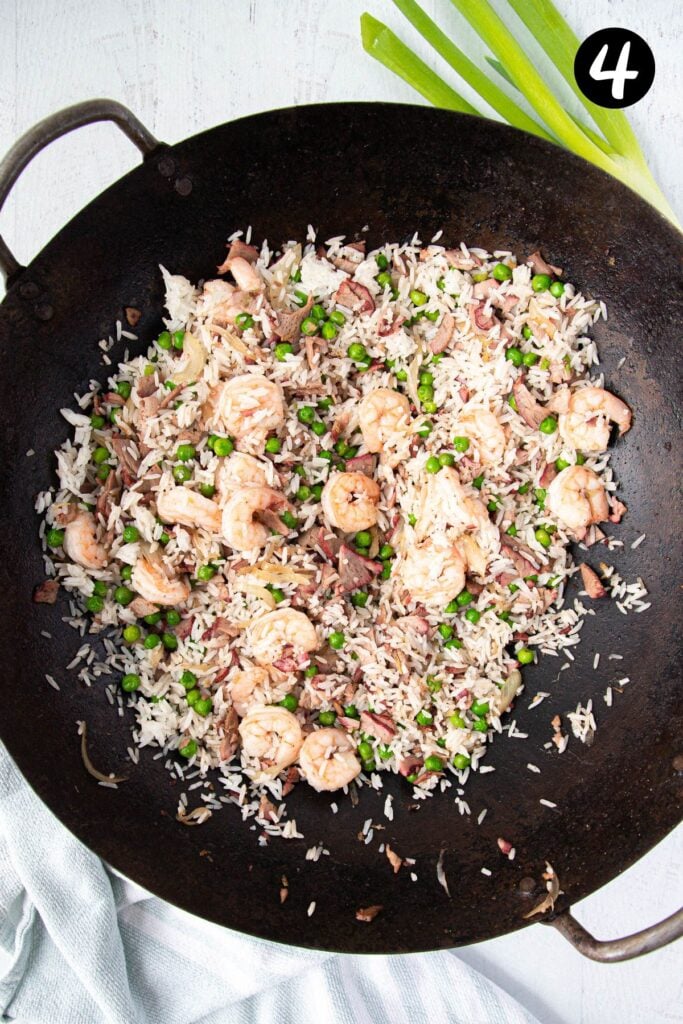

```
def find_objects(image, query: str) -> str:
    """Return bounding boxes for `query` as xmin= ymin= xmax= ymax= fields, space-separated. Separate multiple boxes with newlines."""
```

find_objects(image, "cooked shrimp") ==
xmin=455 ymin=408 xmax=506 ymax=466
xmin=358 ymin=388 xmax=411 ymax=453
xmin=228 ymin=666 xmax=271 ymax=716
xmin=62 ymin=510 xmax=108 ymax=570
xmin=321 ymin=471 xmax=380 ymax=532
xmin=197 ymin=279 xmax=257 ymax=325
xmin=157 ymin=487 xmax=222 ymax=533
xmin=221 ymin=485 xmax=288 ymax=551
xmin=248 ymin=608 xmax=319 ymax=666
xmin=239 ymin=705 xmax=303 ymax=782
xmin=399 ymin=535 xmax=466 ymax=606
xmin=422 ymin=466 xmax=489 ymax=534
xmin=546 ymin=466 xmax=609 ymax=537
xmin=228 ymin=256 xmax=263 ymax=293
xmin=559 ymin=386 xmax=632 ymax=452
xmin=215 ymin=452 xmax=267 ymax=502
xmin=131 ymin=555 xmax=190 ymax=606
xmin=210 ymin=375 xmax=284 ymax=453
xmin=298 ymin=728 xmax=361 ymax=792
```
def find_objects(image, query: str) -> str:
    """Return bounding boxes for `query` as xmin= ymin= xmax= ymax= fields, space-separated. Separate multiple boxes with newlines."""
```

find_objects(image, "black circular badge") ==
xmin=574 ymin=28 xmax=655 ymax=109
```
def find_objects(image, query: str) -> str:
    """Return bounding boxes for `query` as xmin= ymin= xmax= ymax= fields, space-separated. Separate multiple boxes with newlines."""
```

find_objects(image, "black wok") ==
xmin=0 ymin=100 xmax=681 ymax=960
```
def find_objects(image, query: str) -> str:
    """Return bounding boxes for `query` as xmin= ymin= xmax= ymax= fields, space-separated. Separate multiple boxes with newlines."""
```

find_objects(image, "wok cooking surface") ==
xmin=0 ymin=104 xmax=681 ymax=952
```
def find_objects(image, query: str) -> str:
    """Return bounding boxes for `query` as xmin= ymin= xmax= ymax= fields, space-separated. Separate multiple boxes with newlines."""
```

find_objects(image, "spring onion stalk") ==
xmin=360 ymin=1 xmax=679 ymax=228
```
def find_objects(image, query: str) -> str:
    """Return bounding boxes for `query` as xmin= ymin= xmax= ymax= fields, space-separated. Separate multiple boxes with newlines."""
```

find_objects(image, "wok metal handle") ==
xmin=0 ymin=99 xmax=160 ymax=284
xmin=548 ymin=906 xmax=683 ymax=962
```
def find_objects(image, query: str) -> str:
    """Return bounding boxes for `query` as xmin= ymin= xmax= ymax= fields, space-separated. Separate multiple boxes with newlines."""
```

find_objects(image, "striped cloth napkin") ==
xmin=0 ymin=746 xmax=539 ymax=1024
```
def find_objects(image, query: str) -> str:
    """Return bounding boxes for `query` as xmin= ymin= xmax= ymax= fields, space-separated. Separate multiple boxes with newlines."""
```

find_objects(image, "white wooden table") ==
xmin=2 ymin=2 xmax=681 ymax=1021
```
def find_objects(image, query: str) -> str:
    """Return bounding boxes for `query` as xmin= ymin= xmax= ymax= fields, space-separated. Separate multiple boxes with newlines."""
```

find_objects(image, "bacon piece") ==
xmin=109 ymin=435 xmax=140 ymax=486
xmin=282 ymin=765 xmax=300 ymax=795
xmin=609 ymin=498 xmax=627 ymax=523
xmin=429 ymin=312 xmax=456 ymax=354
xmin=579 ymin=563 xmax=606 ymax=598
xmin=356 ymin=905 xmax=383 ymax=923
xmin=174 ymin=615 xmax=195 ymax=641
xmin=217 ymin=239 xmax=260 ymax=273
xmin=360 ymin=711 xmax=396 ymax=742
xmin=378 ymin=314 xmax=405 ymax=337
xmin=218 ymin=706 xmax=239 ymax=761
xmin=398 ymin=756 xmax=422 ymax=777
xmin=124 ymin=306 xmax=141 ymax=327
xmin=274 ymin=295 xmax=313 ymax=341
xmin=33 ymin=579 xmax=59 ymax=604
xmin=512 ymin=377 xmax=546 ymax=429
xmin=299 ymin=525 xmax=342 ymax=562
xmin=334 ymin=279 xmax=375 ymax=314
xmin=136 ymin=376 xmax=157 ymax=399
xmin=539 ymin=462 xmax=557 ymax=488
xmin=337 ymin=545 xmax=382 ymax=595
xmin=345 ymin=453 xmax=377 ymax=477
xmin=526 ymin=250 xmax=563 ymax=277
xmin=468 ymin=301 xmax=497 ymax=333
xmin=396 ymin=614 xmax=430 ymax=635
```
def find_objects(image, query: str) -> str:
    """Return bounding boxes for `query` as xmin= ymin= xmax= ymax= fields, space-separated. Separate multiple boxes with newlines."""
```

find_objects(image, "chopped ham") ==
xmin=329 ymin=253 xmax=362 ymax=274
xmin=218 ymin=706 xmax=239 ymax=761
xmin=158 ymin=383 xmax=185 ymax=410
xmin=258 ymin=794 xmax=278 ymax=822
xmin=580 ymin=563 xmax=606 ymax=598
xmin=468 ymin=301 xmax=497 ymax=332
xmin=429 ymin=312 xmax=456 ymax=354
xmin=104 ymin=391 xmax=125 ymax=407
xmin=337 ymin=545 xmax=382 ymax=594
xmin=539 ymin=463 xmax=557 ymax=488
xmin=395 ymin=614 xmax=430 ymax=635
xmin=512 ymin=378 xmax=546 ymax=429
xmin=378 ymin=314 xmax=405 ymax=337
xmin=345 ymin=453 xmax=377 ymax=477
xmin=109 ymin=435 xmax=140 ymax=485
xmin=526 ymin=250 xmax=563 ymax=277
xmin=334 ymin=279 xmax=375 ymax=314
xmin=299 ymin=525 xmax=342 ymax=562
xmin=398 ymin=756 xmax=422 ymax=777
xmin=136 ymin=376 xmax=157 ymax=399
xmin=331 ymin=407 xmax=352 ymax=441
xmin=274 ymin=295 xmax=314 ymax=341
xmin=282 ymin=765 xmax=300 ymax=796
xmin=33 ymin=579 xmax=59 ymax=604
xmin=360 ymin=711 xmax=397 ymax=742
xmin=96 ymin=469 xmax=117 ymax=521
xmin=217 ymin=239 xmax=260 ymax=273
xmin=174 ymin=615 xmax=195 ymax=641
xmin=497 ymin=837 xmax=513 ymax=855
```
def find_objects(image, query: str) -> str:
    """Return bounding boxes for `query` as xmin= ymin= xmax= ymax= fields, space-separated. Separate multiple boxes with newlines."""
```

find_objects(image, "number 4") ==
xmin=589 ymin=42 xmax=639 ymax=100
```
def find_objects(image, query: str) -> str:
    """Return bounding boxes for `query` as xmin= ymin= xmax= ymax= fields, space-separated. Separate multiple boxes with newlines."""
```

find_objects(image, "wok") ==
xmin=0 ymin=100 xmax=681 ymax=961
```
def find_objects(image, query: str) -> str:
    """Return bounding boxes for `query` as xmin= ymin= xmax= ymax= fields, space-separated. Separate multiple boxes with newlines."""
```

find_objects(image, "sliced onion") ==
xmin=176 ymin=806 xmax=213 ymax=826
xmin=80 ymin=723 xmax=127 ymax=784
xmin=495 ymin=669 xmax=522 ymax=715
xmin=173 ymin=331 xmax=207 ymax=384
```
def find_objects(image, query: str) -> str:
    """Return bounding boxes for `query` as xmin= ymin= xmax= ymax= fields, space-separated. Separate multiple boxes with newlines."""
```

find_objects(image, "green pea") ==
xmin=492 ymin=262 xmax=513 ymax=282
xmin=321 ymin=321 xmax=337 ymax=340
xmin=415 ymin=709 xmax=433 ymax=726
xmin=508 ymin=583 xmax=519 ymax=593
xmin=555 ymin=457 xmax=570 ymax=471
xmin=378 ymin=744 xmax=393 ymax=760
xmin=535 ymin=527 xmax=551 ymax=549
xmin=269 ymin=587 xmax=285 ymax=604
xmin=197 ymin=564 xmax=216 ymax=582
xmin=329 ymin=310 xmax=346 ymax=326
xmin=86 ymin=595 xmax=104 ymax=613
xmin=304 ymin=664 xmax=318 ymax=678
xmin=344 ymin=704 xmax=359 ymax=719
xmin=355 ymin=530 xmax=372 ymax=549
xmin=407 ymin=513 xmax=417 ymax=526
xmin=46 ymin=527 xmax=65 ymax=548
xmin=506 ymin=347 xmax=523 ymax=367
xmin=311 ymin=420 xmax=326 ymax=437
xmin=328 ymin=630 xmax=345 ymax=650
xmin=550 ymin=280 xmax=565 ymax=298
xmin=347 ymin=342 xmax=368 ymax=362
xmin=307 ymin=303 xmax=324 ymax=322
xmin=473 ymin=720 xmax=488 ymax=733
xmin=396 ymin=369 xmax=408 ymax=382
xmin=143 ymin=364 xmax=156 ymax=376
xmin=517 ymin=647 xmax=535 ymax=665
xmin=522 ymin=325 xmax=533 ymax=340
xmin=449 ymin=712 xmax=466 ymax=729
xmin=176 ymin=444 xmax=197 ymax=463
xmin=379 ymin=544 xmax=394 ymax=559
xmin=436 ymin=276 xmax=446 ymax=291
xmin=93 ymin=446 xmax=109 ymax=465
xmin=465 ymin=608 xmax=481 ymax=624
xmin=116 ymin=380 xmax=132 ymax=399
xmin=444 ymin=600 xmax=459 ymax=614
xmin=194 ymin=697 xmax=213 ymax=717
xmin=422 ymin=400 xmax=437 ymax=414
xmin=90 ymin=580 xmax=107 ymax=597
xmin=376 ymin=271 xmax=393 ymax=289
xmin=497 ymin=610 xmax=512 ymax=623
xmin=215 ymin=436 xmax=236 ymax=459
xmin=535 ymin=487 xmax=546 ymax=508
xmin=540 ymin=357 xmax=550 ymax=371
xmin=438 ymin=452 xmax=455 ymax=468
xmin=426 ymin=675 xmax=442 ymax=693
xmin=157 ymin=331 xmax=172 ymax=350
xmin=158 ymin=531 xmax=170 ymax=546
xmin=424 ymin=754 xmax=444 ymax=772
xmin=409 ymin=289 xmax=427 ymax=306
xmin=417 ymin=384 xmax=434 ymax=404
xmin=531 ymin=273 xmax=551 ymax=292
xmin=162 ymin=632 xmax=178 ymax=650
xmin=143 ymin=634 xmax=161 ymax=649
xmin=273 ymin=341 xmax=293 ymax=363
xmin=90 ymin=414 xmax=106 ymax=429
xmin=173 ymin=465 xmax=192 ymax=483
xmin=163 ymin=380 xmax=177 ymax=391
xmin=425 ymin=455 xmax=441 ymax=474
xmin=419 ymin=371 xmax=434 ymax=387
xmin=456 ymin=590 xmax=473 ymax=607
xmin=123 ymin=625 xmax=141 ymax=643
xmin=471 ymin=699 xmax=489 ymax=717
xmin=487 ymin=498 xmax=500 ymax=512
xmin=425 ymin=309 xmax=440 ymax=322
xmin=453 ymin=754 xmax=471 ymax=770
xmin=280 ymin=510 xmax=298 ymax=530
xmin=179 ymin=739 xmax=197 ymax=759
xmin=318 ymin=710 xmax=336 ymax=727
xmin=539 ymin=416 xmax=557 ymax=434
xmin=186 ymin=688 xmax=201 ymax=707
xmin=122 ymin=525 xmax=139 ymax=544
xmin=351 ymin=591 xmax=369 ymax=608
xmin=576 ymin=452 xmax=586 ymax=465
xmin=375 ymin=252 xmax=389 ymax=271
xmin=297 ymin=405 xmax=315 ymax=425
xmin=358 ymin=740 xmax=373 ymax=761
xmin=121 ymin=673 xmax=140 ymax=692
xmin=199 ymin=483 xmax=217 ymax=498
xmin=506 ymin=523 xmax=518 ymax=537
xmin=301 ymin=317 xmax=319 ymax=336
xmin=442 ymin=635 xmax=461 ymax=649
xmin=522 ymin=352 xmax=539 ymax=367
xmin=380 ymin=561 xmax=392 ymax=580
xmin=172 ymin=330 xmax=185 ymax=349
xmin=297 ymin=485 xmax=312 ymax=502
xmin=311 ymin=483 xmax=323 ymax=501
xmin=114 ymin=586 xmax=134 ymax=606
xmin=518 ymin=481 xmax=531 ymax=494
xmin=472 ymin=474 xmax=484 ymax=489
xmin=143 ymin=611 xmax=162 ymax=625
xmin=438 ymin=623 xmax=453 ymax=640
xmin=406 ymin=773 xmax=419 ymax=784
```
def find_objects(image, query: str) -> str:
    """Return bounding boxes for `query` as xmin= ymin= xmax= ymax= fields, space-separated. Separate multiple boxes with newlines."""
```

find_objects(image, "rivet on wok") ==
xmin=158 ymin=155 xmax=176 ymax=177
xmin=175 ymin=176 xmax=193 ymax=196
xmin=517 ymin=877 xmax=536 ymax=896
xmin=672 ymin=754 xmax=683 ymax=773
xmin=19 ymin=280 xmax=40 ymax=299
xmin=35 ymin=303 xmax=54 ymax=321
